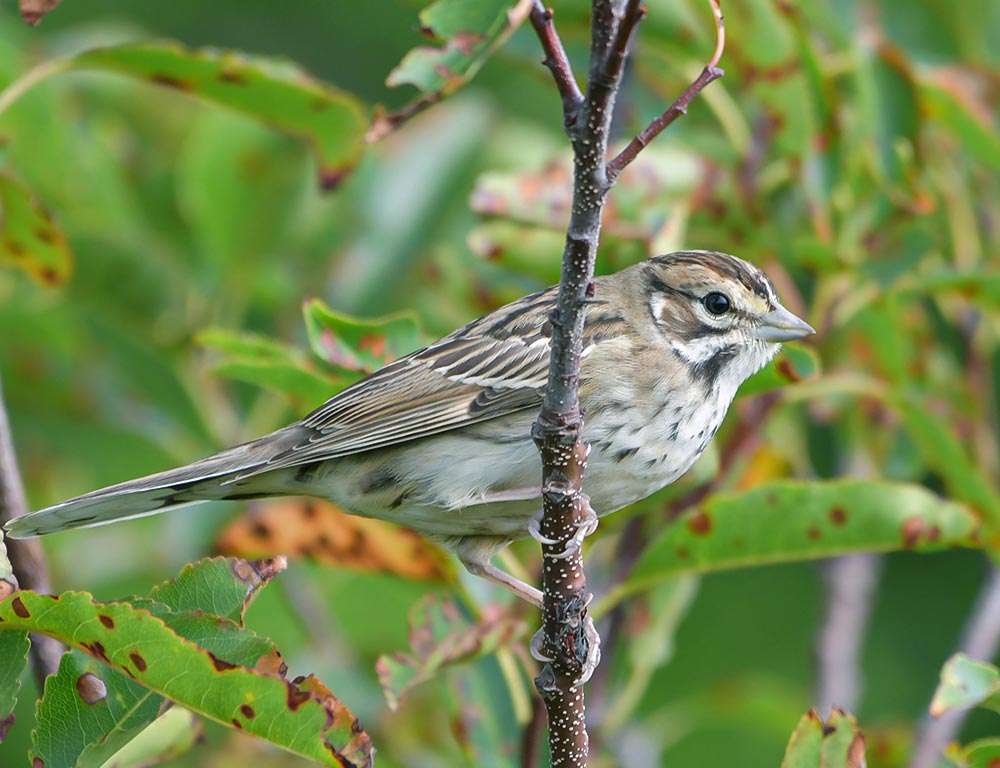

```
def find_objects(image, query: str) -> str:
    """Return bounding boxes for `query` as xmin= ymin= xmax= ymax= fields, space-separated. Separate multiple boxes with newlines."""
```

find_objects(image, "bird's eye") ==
xmin=703 ymin=292 xmax=731 ymax=316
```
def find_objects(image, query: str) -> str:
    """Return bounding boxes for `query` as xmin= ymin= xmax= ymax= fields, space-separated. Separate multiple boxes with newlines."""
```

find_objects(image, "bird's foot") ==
xmin=529 ymin=612 xmax=601 ymax=685
xmin=527 ymin=495 xmax=599 ymax=559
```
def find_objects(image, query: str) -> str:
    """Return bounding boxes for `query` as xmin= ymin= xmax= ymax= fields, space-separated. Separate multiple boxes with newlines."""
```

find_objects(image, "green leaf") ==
xmin=373 ymin=0 xmax=532 ymax=138
xmin=894 ymin=399 xmax=1000 ymax=530
xmin=952 ymin=738 xmax=1000 ymax=768
xmin=0 ymin=629 xmax=29 ymax=743
xmin=740 ymin=344 xmax=821 ymax=397
xmin=781 ymin=709 xmax=866 ymax=768
xmin=69 ymin=43 xmax=368 ymax=189
xmin=0 ymin=172 xmax=72 ymax=285
xmin=920 ymin=80 xmax=1000 ymax=172
xmin=930 ymin=654 xmax=1000 ymax=717
xmin=34 ymin=650 xmax=163 ymax=768
xmin=147 ymin=556 xmax=285 ymax=622
xmin=99 ymin=706 xmax=202 ymax=768
xmin=602 ymin=481 xmax=977 ymax=613
xmin=0 ymin=529 xmax=26 ymax=743
xmin=30 ymin=557 xmax=288 ymax=766
xmin=1 ymin=590 xmax=372 ymax=767
xmin=303 ymin=298 xmax=423 ymax=374
xmin=198 ymin=327 xmax=348 ymax=406
xmin=375 ymin=595 xmax=525 ymax=711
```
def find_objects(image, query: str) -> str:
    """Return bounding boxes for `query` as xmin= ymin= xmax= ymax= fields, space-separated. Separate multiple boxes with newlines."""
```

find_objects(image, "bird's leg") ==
xmin=457 ymin=537 xmax=543 ymax=607
xmin=527 ymin=494 xmax=599 ymax=559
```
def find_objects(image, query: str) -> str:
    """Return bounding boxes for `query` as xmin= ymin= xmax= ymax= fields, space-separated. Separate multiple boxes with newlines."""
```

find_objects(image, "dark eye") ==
xmin=703 ymin=292 xmax=731 ymax=316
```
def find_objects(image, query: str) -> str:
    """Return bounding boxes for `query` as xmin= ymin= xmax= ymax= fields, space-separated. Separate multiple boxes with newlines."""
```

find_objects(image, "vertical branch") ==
xmin=0 ymin=374 xmax=63 ymax=688
xmin=527 ymin=2 xmax=725 ymax=764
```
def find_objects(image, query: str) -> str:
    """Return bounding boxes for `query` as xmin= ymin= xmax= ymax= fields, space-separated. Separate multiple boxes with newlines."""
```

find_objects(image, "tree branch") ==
xmin=528 ymin=1 xmax=584 ymax=130
xmin=0 ymin=374 xmax=63 ymax=689
xmin=529 ymin=2 xmax=725 ymax=762
xmin=607 ymin=0 xmax=726 ymax=182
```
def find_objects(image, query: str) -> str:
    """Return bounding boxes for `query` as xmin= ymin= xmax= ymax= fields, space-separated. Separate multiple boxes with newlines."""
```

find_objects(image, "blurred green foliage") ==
xmin=0 ymin=0 xmax=999 ymax=766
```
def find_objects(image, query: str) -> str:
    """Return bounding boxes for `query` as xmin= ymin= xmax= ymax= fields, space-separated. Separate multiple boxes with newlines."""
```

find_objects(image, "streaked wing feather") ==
xmin=238 ymin=288 xmax=559 ymax=477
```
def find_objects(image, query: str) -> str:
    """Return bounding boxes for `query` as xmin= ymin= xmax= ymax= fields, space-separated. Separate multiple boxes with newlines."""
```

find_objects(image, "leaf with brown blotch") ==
xmin=375 ymin=595 xmax=526 ymax=710
xmin=781 ymin=708 xmax=867 ymax=768
xmin=0 ymin=590 xmax=372 ymax=767
xmin=0 ymin=173 xmax=72 ymax=286
xmin=369 ymin=0 xmax=533 ymax=141
xmin=216 ymin=499 xmax=455 ymax=583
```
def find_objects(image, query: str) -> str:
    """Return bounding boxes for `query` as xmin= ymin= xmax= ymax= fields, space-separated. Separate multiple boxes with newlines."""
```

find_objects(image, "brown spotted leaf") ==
xmin=63 ymin=43 xmax=368 ymax=189
xmin=0 ymin=173 xmax=72 ymax=286
xmin=216 ymin=499 xmax=454 ymax=583
xmin=148 ymin=555 xmax=287 ymax=623
xmin=371 ymin=0 xmax=533 ymax=139
xmin=303 ymin=298 xmax=423 ymax=375
xmin=376 ymin=595 xmax=525 ymax=710
xmin=604 ymin=480 xmax=977 ymax=613
xmin=781 ymin=708 xmax=867 ymax=768
xmin=0 ymin=590 xmax=371 ymax=767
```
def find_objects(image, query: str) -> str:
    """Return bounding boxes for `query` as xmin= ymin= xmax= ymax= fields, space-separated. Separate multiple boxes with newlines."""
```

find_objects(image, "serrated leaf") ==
xmin=0 ymin=629 xmax=29 ymax=743
xmin=604 ymin=481 xmax=977 ymax=611
xmin=0 ymin=529 xmax=26 ymax=743
xmin=371 ymin=0 xmax=532 ymax=138
xmin=375 ymin=596 xmax=525 ymax=711
xmin=68 ymin=43 xmax=368 ymax=189
xmin=930 ymin=654 xmax=1000 ymax=718
xmin=0 ymin=172 xmax=72 ymax=285
xmin=303 ymin=298 xmax=423 ymax=374
xmin=1 ymin=590 xmax=371 ymax=767
xmin=740 ymin=344 xmax=821 ymax=397
xmin=148 ymin=556 xmax=285 ymax=622
xmin=781 ymin=709 xmax=866 ymax=768
xmin=216 ymin=499 xmax=454 ymax=583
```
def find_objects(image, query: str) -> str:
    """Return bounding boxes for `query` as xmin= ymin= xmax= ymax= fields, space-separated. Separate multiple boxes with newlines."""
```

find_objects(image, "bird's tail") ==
xmin=3 ymin=426 xmax=308 ymax=539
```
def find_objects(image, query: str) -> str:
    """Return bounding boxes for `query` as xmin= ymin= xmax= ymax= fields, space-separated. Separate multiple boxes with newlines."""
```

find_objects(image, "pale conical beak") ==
xmin=753 ymin=304 xmax=816 ymax=342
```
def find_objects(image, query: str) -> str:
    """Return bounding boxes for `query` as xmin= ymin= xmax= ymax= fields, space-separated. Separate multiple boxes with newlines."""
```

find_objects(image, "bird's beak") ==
xmin=753 ymin=304 xmax=816 ymax=342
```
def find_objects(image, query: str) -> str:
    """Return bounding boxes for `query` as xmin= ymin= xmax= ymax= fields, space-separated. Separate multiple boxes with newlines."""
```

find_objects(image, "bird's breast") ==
xmin=582 ymin=383 xmax=728 ymax=513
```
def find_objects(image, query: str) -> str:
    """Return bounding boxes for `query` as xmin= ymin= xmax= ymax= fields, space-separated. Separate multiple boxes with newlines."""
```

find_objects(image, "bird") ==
xmin=5 ymin=250 xmax=814 ymax=606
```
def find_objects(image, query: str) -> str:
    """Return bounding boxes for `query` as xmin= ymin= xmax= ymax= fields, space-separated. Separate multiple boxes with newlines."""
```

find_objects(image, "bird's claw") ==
xmin=528 ymin=496 xmax=600 ymax=558
xmin=529 ymin=615 xmax=602 ymax=686
xmin=530 ymin=628 xmax=553 ymax=662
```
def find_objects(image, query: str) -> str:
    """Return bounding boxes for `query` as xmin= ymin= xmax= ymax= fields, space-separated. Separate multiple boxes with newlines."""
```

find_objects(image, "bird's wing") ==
xmin=240 ymin=287 xmax=565 ymax=477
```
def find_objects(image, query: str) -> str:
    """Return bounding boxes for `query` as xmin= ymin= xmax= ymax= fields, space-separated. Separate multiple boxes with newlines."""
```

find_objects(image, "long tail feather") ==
xmin=4 ymin=426 xmax=308 ymax=538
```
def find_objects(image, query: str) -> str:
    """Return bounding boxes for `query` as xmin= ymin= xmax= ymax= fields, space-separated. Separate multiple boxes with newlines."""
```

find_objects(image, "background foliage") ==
xmin=0 ymin=0 xmax=999 ymax=766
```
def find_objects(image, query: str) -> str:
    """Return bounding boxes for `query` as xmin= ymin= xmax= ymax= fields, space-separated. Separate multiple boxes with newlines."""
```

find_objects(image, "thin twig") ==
xmin=607 ymin=65 xmax=723 ymax=182
xmin=607 ymin=0 xmax=726 ymax=182
xmin=528 ymin=1 xmax=584 ymax=130
xmin=0 ymin=374 xmax=63 ymax=689
xmin=910 ymin=562 xmax=1000 ymax=768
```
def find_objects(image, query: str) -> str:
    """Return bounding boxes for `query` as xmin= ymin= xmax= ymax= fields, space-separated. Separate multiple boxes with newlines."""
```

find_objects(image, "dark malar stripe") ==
xmin=693 ymin=344 xmax=741 ymax=391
